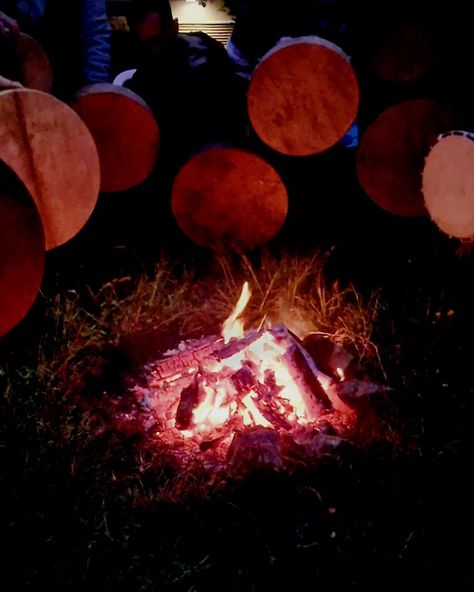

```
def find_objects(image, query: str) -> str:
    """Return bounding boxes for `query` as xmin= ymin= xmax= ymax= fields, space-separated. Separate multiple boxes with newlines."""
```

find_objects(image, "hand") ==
xmin=0 ymin=11 xmax=20 ymax=39
xmin=0 ymin=74 xmax=23 ymax=90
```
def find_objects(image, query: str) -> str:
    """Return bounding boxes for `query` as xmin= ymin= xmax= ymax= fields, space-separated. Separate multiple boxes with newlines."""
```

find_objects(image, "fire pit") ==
xmin=130 ymin=282 xmax=384 ymax=472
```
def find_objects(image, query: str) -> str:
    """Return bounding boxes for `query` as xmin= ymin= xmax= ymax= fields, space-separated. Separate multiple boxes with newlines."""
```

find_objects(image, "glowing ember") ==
xmin=241 ymin=392 xmax=273 ymax=427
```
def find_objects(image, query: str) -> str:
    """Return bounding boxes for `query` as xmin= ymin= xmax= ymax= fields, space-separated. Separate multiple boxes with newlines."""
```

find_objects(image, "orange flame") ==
xmin=167 ymin=281 xmax=336 ymax=441
xmin=222 ymin=282 xmax=251 ymax=343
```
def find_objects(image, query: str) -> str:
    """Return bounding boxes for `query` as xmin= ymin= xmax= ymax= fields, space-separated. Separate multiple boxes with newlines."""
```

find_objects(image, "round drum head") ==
xmin=16 ymin=32 xmax=53 ymax=92
xmin=423 ymin=131 xmax=474 ymax=239
xmin=172 ymin=147 xmax=288 ymax=250
xmin=0 ymin=162 xmax=45 ymax=338
xmin=0 ymin=88 xmax=100 ymax=250
xmin=357 ymin=99 xmax=454 ymax=216
xmin=248 ymin=37 xmax=360 ymax=156
xmin=372 ymin=24 xmax=439 ymax=82
xmin=72 ymin=83 xmax=160 ymax=193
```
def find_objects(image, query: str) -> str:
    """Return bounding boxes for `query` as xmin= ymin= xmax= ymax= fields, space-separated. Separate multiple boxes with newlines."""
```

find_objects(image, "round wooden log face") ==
xmin=16 ymin=33 xmax=53 ymax=92
xmin=0 ymin=89 xmax=100 ymax=250
xmin=171 ymin=147 xmax=288 ymax=250
xmin=423 ymin=131 xmax=474 ymax=239
xmin=248 ymin=37 xmax=360 ymax=156
xmin=372 ymin=24 xmax=439 ymax=83
xmin=357 ymin=99 xmax=454 ymax=216
xmin=0 ymin=165 xmax=45 ymax=338
xmin=72 ymin=83 xmax=160 ymax=193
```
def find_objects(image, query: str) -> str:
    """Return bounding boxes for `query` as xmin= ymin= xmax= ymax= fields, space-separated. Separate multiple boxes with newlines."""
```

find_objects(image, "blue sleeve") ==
xmin=80 ymin=0 xmax=111 ymax=84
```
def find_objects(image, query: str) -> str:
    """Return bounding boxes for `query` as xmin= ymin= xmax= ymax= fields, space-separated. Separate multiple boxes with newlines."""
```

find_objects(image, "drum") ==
xmin=423 ymin=130 xmax=474 ymax=239
xmin=0 ymin=162 xmax=45 ymax=337
xmin=0 ymin=88 xmax=100 ymax=249
xmin=72 ymin=83 xmax=160 ymax=193
xmin=371 ymin=23 xmax=440 ymax=83
xmin=171 ymin=147 xmax=288 ymax=250
xmin=248 ymin=36 xmax=359 ymax=156
xmin=357 ymin=99 xmax=454 ymax=216
xmin=0 ymin=32 xmax=53 ymax=92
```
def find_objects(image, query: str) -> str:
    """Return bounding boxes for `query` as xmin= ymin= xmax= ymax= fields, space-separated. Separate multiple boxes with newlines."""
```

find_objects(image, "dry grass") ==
xmin=209 ymin=253 xmax=381 ymax=356
xmin=0 ymin=250 xmax=376 ymax=504
xmin=33 ymin=251 xmax=381 ymax=401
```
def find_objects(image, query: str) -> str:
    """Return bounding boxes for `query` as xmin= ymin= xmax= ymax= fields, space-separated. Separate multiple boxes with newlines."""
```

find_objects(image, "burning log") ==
xmin=335 ymin=379 xmax=392 ymax=411
xmin=288 ymin=337 xmax=332 ymax=412
xmin=230 ymin=364 xmax=258 ymax=392
xmin=0 ymin=163 xmax=45 ymax=337
xmin=247 ymin=36 xmax=359 ymax=156
xmin=257 ymin=399 xmax=293 ymax=432
xmin=171 ymin=147 xmax=288 ymax=250
xmin=357 ymin=99 xmax=454 ymax=217
xmin=175 ymin=373 xmax=202 ymax=431
xmin=72 ymin=83 xmax=160 ymax=193
xmin=142 ymin=322 xmax=339 ymax=446
xmin=302 ymin=334 xmax=355 ymax=380
xmin=150 ymin=335 xmax=223 ymax=383
xmin=0 ymin=88 xmax=100 ymax=249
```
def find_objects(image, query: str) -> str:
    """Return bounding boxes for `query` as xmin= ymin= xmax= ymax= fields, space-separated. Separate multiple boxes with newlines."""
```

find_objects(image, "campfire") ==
xmin=133 ymin=282 xmax=381 ymax=471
